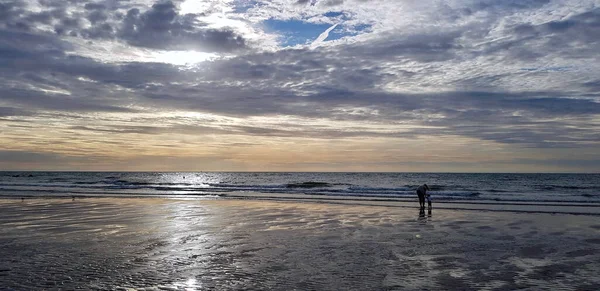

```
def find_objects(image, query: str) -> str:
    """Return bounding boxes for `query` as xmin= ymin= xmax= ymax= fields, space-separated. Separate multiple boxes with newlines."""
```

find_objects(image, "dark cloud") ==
xmin=471 ymin=0 xmax=550 ymax=13
xmin=583 ymin=80 xmax=600 ymax=93
xmin=0 ymin=106 xmax=31 ymax=117
xmin=0 ymin=2 xmax=77 ymax=36
xmin=540 ymin=8 xmax=600 ymax=35
xmin=118 ymin=1 xmax=246 ymax=52
xmin=0 ymin=29 xmax=159 ymax=113
xmin=0 ymin=1 xmax=29 ymax=31
xmin=86 ymin=9 xmax=108 ymax=24
xmin=347 ymin=31 xmax=463 ymax=62
xmin=501 ymin=8 xmax=600 ymax=60
xmin=0 ymin=0 xmax=247 ymax=52
xmin=0 ymin=150 xmax=92 ymax=164
xmin=0 ymin=87 xmax=135 ymax=113
xmin=81 ymin=21 xmax=113 ymax=38
xmin=84 ymin=3 xmax=106 ymax=10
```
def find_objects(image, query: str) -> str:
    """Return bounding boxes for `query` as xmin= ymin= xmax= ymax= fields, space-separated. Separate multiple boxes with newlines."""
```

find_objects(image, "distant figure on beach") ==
xmin=426 ymin=192 xmax=432 ymax=209
xmin=416 ymin=184 xmax=430 ymax=209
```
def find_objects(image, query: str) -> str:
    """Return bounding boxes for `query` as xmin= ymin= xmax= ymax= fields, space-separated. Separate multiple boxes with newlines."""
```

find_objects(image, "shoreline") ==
xmin=4 ymin=193 xmax=600 ymax=216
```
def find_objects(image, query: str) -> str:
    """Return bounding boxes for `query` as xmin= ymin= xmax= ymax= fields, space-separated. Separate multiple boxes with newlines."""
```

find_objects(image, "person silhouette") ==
xmin=426 ymin=192 xmax=432 ymax=209
xmin=416 ymin=184 xmax=430 ymax=209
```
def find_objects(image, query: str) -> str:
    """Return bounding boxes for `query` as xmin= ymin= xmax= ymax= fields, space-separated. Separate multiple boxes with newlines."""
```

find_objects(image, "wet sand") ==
xmin=1 ymin=198 xmax=599 ymax=290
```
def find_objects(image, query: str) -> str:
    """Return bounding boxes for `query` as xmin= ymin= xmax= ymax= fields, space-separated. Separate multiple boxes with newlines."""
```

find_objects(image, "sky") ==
xmin=0 ymin=0 xmax=599 ymax=172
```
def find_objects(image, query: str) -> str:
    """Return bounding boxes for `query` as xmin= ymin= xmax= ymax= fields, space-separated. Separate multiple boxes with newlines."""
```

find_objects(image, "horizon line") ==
xmin=1 ymin=170 xmax=599 ymax=174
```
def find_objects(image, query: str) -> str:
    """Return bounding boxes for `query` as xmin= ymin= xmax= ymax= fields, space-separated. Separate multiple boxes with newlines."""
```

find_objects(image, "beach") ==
xmin=1 ymin=198 xmax=599 ymax=290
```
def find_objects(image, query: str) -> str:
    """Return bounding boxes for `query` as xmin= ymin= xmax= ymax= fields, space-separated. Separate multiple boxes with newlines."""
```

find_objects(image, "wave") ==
xmin=427 ymin=185 xmax=447 ymax=190
xmin=2 ymin=174 xmax=600 ymax=205
xmin=286 ymin=182 xmax=332 ymax=188
xmin=9 ymin=174 xmax=34 ymax=178
xmin=534 ymin=184 xmax=600 ymax=191
xmin=486 ymin=189 xmax=511 ymax=193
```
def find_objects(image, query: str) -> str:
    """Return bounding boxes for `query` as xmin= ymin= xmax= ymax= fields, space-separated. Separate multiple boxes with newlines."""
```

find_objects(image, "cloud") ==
xmin=0 ymin=150 xmax=102 ymax=167
xmin=0 ymin=0 xmax=248 ymax=53
xmin=503 ymin=8 xmax=600 ymax=61
xmin=0 ymin=87 xmax=135 ymax=112
xmin=0 ymin=107 xmax=31 ymax=117
xmin=0 ymin=0 xmax=599 ymax=171
xmin=119 ymin=1 xmax=247 ymax=52
xmin=311 ymin=23 xmax=338 ymax=48
xmin=295 ymin=0 xmax=312 ymax=5
xmin=0 ymin=30 xmax=151 ymax=113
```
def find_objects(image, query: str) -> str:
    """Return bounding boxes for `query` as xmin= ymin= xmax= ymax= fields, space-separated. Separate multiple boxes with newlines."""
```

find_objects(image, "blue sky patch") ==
xmin=264 ymin=19 xmax=334 ymax=46
xmin=263 ymin=18 xmax=371 ymax=47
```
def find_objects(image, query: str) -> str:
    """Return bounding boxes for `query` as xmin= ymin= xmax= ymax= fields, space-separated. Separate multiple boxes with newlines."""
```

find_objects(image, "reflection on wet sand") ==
xmin=0 ymin=198 xmax=599 ymax=290
xmin=418 ymin=207 xmax=432 ymax=221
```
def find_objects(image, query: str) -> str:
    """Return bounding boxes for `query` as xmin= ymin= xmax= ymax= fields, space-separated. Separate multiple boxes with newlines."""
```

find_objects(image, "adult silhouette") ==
xmin=416 ymin=184 xmax=430 ymax=209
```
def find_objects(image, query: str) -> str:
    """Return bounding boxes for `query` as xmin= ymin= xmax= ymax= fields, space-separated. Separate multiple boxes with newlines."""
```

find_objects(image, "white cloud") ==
xmin=311 ymin=23 xmax=338 ymax=48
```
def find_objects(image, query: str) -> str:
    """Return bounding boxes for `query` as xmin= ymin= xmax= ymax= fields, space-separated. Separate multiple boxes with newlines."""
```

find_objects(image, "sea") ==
xmin=1 ymin=172 xmax=599 ymax=204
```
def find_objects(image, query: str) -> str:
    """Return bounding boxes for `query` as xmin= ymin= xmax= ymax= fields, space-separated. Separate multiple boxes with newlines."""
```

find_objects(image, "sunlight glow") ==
xmin=152 ymin=50 xmax=218 ymax=66
xmin=180 ymin=0 xmax=213 ymax=14
xmin=70 ymin=40 xmax=219 ymax=65
xmin=180 ymin=0 xmax=235 ymax=14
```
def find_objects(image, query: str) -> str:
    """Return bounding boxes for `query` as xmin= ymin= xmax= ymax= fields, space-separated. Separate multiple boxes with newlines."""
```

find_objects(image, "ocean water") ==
xmin=0 ymin=172 xmax=599 ymax=203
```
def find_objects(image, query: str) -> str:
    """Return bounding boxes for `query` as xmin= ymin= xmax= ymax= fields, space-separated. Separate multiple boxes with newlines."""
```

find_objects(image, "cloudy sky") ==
xmin=0 ymin=0 xmax=599 ymax=172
